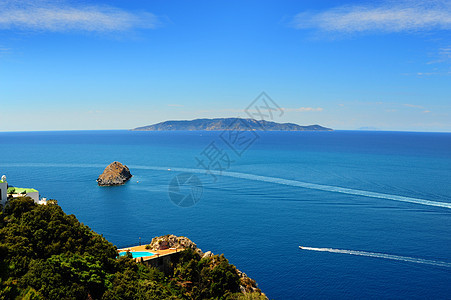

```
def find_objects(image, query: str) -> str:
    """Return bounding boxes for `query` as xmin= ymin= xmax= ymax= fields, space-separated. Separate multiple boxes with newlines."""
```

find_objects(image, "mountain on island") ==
xmin=132 ymin=118 xmax=332 ymax=131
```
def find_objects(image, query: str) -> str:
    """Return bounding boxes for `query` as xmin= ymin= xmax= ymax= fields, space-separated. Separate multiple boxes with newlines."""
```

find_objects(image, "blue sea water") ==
xmin=0 ymin=130 xmax=450 ymax=299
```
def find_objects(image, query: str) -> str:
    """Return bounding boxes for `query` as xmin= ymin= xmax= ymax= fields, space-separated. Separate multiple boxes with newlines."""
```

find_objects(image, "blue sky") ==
xmin=0 ymin=0 xmax=450 ymax=131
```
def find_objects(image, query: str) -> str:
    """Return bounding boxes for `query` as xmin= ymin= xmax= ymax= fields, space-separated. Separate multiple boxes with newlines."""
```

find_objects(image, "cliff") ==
xmin=0 ymin=197 xmax=268 ymax=299
xmin=147 ymin=234 xmax=268 ymax=299
xmin=132 ymin=118 xmax=332 ymax=131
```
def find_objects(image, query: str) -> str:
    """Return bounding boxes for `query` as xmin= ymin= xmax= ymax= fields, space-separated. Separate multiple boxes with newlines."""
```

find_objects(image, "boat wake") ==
xmin=299 ymin=246 xmax=451 ymax=268
xmin=2 ymin=163 xmax=450 ymax=209
xmin=133 ymin=166 xmax=451 ymax=209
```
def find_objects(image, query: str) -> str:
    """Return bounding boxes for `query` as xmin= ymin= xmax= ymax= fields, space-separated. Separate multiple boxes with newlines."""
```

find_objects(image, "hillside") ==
xmin=0 ymin=197 xmax=267 ymax=300
xmin=132 ymin=118 xmax=332 ymax=131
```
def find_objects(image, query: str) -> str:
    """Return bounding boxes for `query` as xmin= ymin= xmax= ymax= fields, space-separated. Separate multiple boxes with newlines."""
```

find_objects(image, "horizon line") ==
xmin=0 ymin=129 xmax=450 ymax=134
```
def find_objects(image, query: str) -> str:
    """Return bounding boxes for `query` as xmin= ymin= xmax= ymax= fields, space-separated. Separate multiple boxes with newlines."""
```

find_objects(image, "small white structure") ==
xmin=38 ymin=198 xmax=48 ymax=205
xmin=0 ymin=174 xmax=42 ymax=208
xmin=10 ymin=188 xmax=40 ymax=203
xmin=0 ymin=175 xmax=7 ymax=207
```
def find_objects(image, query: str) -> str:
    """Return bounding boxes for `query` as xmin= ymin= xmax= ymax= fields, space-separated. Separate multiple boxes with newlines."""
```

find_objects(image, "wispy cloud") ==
xmin=402 ymin=69 xmax=451 ymax=77
xmin=282 ymin=107 xmax=323 ymax=112
xmin=439 ymin=47 xmax=451 ymax=59
xmin=293 ymin=0 xmax=451 ymax=34
xmin=0 ymin=46 xmax=11 ymax=55
xmin=403 ymin=103 xmax=424 ymax=109
xmin=416 ymin=72 xmax=438 ymax=76
xmin=0 ymin=0 xmax=158 ymax=33
xmin=428 ymin=46 xmax=451 ymax=64
xmin=403 ymin=103 xmax=435 ymax=113
xmin=167 ymin=104 xmax=184 ymax=107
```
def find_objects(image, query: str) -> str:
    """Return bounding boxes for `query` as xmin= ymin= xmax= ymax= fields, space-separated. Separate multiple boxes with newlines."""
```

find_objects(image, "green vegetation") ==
xmin=0 ymin=197 xmax=265 ymax=300
xmin=133 ymin=118 xmax=332 ymax=131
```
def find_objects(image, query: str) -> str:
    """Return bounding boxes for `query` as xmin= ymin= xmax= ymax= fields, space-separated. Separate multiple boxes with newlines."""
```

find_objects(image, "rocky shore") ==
xmin=147 ymin=234 xmax=268 ymax=299
xmin=97 ymin=162 xmax=132 ymax=186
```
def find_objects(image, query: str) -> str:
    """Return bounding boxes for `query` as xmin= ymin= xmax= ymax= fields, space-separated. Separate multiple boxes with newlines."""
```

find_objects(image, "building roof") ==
xmin=7 ymin=187 xmax=39 ymax=194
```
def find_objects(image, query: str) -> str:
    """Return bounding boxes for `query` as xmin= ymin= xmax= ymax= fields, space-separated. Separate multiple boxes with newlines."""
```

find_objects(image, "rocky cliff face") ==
xmin=148 ymin=234 xmax=203 ymax=255
xmin=147 ymin=234 xmax=268 ymax=299
xmin=97 ymin=162 xmax=132 ymax=186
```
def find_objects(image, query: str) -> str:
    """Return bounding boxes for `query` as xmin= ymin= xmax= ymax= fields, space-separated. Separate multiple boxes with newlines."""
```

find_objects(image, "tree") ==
xmin=0 ymin=197 xmax=263 ymax=300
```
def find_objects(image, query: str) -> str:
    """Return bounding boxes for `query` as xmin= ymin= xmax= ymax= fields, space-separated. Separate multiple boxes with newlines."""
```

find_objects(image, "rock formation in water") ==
xmin=97 ymin=162 xmax=132 ymax=186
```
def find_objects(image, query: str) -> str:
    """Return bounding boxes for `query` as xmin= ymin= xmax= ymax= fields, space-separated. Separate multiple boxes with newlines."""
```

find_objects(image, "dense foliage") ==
xmin=0 ymin=197 xmax=266 ymax=300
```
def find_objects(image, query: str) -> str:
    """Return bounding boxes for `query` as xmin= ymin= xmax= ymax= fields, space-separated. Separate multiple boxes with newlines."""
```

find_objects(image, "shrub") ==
xmin=0 ymin=198 xmax=258 ymax=300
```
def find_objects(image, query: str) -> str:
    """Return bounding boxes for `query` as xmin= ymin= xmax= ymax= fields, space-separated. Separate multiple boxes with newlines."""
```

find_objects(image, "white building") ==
xmin=10 ymin=189 xmax=40 ymax=203
xmin=0 ymin=175 xmax=41 ymax=208
xmin=0 ymin=175 xmax=7 ymax=207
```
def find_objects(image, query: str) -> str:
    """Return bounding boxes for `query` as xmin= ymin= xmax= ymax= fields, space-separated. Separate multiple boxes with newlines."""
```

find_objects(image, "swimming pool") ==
xmin=119 ymin=251 xmax=155 ymax=258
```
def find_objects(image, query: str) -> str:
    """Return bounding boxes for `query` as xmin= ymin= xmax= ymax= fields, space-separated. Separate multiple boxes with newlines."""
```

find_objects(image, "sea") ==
xmin=0 ymin=130 xmax=450 ymax=299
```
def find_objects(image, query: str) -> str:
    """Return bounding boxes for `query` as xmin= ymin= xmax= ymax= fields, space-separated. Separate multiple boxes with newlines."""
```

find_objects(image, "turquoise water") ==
xmin=119 ymin=251 xmax=155 ymax=258
xmin=0 ymin=130 xmax=450 ymax=299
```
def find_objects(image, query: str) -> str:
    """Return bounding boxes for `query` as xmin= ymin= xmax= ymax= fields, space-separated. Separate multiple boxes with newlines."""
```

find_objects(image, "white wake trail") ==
xmin=300 ymin=246 xmax=451 ymax=268
xmin=131 ymin=166 xmax=451 ymax=209
xmin=2 ymin=163 xmax=450 ymax=209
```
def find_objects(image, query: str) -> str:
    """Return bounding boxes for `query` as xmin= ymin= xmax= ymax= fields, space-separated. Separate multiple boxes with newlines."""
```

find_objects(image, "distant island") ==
xmin=132 ymin=118 xmax=332 ymax=131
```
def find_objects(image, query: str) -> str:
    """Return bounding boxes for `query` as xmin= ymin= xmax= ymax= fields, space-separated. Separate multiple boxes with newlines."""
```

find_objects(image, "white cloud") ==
xmin=403 ymin=103 xmax=424 ymax=109
xmin=0 ymin=0 xmax=158 ymax=33
xmin=0 ymin=46 xmax=12 ymax=57
xmin=416 ymin=72 xmax=437 ymax=76
xmin=403 ymin=104 xmax=434 ymax=113
xmin=439 ymin=47 xmax=451 ymax=59
xmin=293 ymin=0 xmax=451 ymax=34
xmin=282 ymin=107 xmax=323 ymax=112
xmin=428 ymin=46 xmax=451 ymax=64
